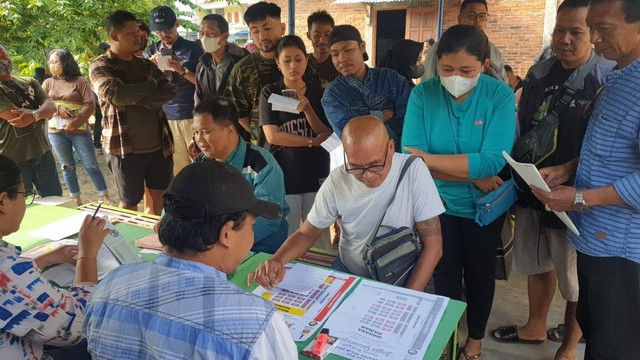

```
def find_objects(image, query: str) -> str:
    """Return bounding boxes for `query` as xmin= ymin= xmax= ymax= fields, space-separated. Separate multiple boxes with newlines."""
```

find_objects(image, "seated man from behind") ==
xmin=250 ymin=116 xmax=445 ymax=291
xmin=83 ymin=161 xmax=297 ymax=360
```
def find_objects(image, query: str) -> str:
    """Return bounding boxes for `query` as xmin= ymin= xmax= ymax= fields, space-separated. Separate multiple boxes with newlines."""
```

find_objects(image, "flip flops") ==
xmin=490 ymin=325 xmax=545 ymax=344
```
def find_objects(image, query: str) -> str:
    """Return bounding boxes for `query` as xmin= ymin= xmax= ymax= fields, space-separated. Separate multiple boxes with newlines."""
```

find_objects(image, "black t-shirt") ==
xmin=518 ymin=60 xmax=600 ymax=227
xmin=308 ymin=54 xmax=340 ymax=86
xmin=259 ymin=79 xmax=330 ymax=194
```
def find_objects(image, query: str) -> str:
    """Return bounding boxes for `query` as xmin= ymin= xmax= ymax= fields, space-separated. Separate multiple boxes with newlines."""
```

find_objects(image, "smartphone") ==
xmin=281 ymin=89 xmax=298 ymax=99
xmin=160 ymin=48 xmax=173 ymax=56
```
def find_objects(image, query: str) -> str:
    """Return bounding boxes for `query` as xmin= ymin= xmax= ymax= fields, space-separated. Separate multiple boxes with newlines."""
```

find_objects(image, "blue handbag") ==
xmin=474 ymin=178 xmax=518 ymax=226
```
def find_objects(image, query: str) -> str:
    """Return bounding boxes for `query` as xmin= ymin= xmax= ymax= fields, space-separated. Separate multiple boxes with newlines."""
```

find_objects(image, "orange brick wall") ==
xmin=268 ymin=0 xmax=552 ymax=77
xmin=270 ymin=0 xmax=367 ymax=56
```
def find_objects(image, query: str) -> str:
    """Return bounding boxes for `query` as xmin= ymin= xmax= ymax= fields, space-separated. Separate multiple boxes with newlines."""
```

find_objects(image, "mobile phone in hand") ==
xmin=281 ymin=89 xmax=298 ymax=99
xmin=160 ymin=48 xmax=173 ymax=56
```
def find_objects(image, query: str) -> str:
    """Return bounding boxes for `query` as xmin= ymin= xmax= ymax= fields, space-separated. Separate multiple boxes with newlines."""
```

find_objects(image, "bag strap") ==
xmin=365 ymin=155 xmax=419 ymax=246
xmin=547 ymin=54 xmax=601 ymax=121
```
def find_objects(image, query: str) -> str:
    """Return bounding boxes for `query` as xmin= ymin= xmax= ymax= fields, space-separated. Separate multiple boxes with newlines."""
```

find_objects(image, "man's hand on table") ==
xmin=248 ymin=258 xmax=286 ymax=289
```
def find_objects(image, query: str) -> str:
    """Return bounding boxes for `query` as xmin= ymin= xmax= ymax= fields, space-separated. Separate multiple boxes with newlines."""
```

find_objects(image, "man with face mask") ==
xmin=195 ymin=14 xmax=248 ymax=105
xmin=0 ymin=43 xmax=62 ymax=197
xmin=420 ymin=0 xmax=508 ymax=84
xmin=145 ymin=6 xmax=204 ymax=175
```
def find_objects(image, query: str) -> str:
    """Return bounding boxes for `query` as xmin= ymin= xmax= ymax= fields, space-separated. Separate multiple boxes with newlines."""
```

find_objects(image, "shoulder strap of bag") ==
xmin=547 ymin=54 xmax=601 ymax=121
xmin=365 ymin=155 xmax=419 ymax=246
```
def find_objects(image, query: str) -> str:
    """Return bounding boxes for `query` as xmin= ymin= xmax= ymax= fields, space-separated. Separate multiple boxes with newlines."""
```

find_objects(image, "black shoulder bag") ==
xmin=512 ymin=55 xmax=601 ymax=165
xmin=362 ymin=156 xmax=422 ymax=287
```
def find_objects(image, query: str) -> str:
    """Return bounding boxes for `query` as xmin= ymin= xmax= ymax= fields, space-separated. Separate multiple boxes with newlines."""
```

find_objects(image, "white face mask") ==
xmin=200 ymin=35 xmax=222 ymax=53
xmin=440 ymin=73 xmax=481 ymax=98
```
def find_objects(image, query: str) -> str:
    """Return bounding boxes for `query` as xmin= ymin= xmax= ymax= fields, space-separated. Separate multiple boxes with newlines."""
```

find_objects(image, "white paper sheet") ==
xmin=156 ymin=55 xmax=173 ymax=71
xmin=253 ymin=263 xmax=358 ymax=342
xmin=268 ymin=93 xmax=300 ymax=114
xmin=277 ymin=263 xmax=332 ymax=296
xmin=36 ymin=220 xmax=141 ymax=286
xmin=28 ymin=213 xmax=89 ymax=241
xmin=323 ymin=279 xmax=449 ymax=360
xmin=502 ymin=151 xmax=580 ymax=235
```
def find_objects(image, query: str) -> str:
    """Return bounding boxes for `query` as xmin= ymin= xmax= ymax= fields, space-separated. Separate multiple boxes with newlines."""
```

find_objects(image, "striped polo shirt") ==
xmin=569 ymin=57 xmax=640 ymax=264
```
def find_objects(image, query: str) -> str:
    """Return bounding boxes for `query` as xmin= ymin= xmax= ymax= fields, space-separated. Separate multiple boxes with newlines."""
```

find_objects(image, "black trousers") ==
xmin=577 ymin=251 xmax=640 ymax=360
xmin=433 ymin=213 xmax=503 ymax=340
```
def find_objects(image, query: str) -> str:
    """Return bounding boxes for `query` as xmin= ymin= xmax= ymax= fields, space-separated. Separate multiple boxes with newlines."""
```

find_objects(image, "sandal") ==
xmin=547 ymin=324 xmax=586 ymax=344
xmin=490 ymin=325 xmax=545 ymax=344
xmin=458 ymin=348 xmax=481 ymax=360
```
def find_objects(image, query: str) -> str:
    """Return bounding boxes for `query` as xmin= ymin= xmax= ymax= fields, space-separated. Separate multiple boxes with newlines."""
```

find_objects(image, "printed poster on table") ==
xmin=322 ymin=279 xmax=449 ymax=360
xmin=252 ymin=263 xmax=358 ymax=342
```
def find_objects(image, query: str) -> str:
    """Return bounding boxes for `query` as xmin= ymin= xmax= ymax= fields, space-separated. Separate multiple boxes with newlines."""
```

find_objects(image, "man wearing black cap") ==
xmin=321 ymin=25 xmax=411 ymax=149
xmin=146 ymin=6 xmax=204 ymax=175
xmin=83 ymin=160 xmax=297 ymax=359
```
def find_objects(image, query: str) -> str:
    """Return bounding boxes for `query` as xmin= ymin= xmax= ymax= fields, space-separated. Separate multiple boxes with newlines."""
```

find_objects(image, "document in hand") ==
xmin=320 ymin=133 xmax=344 ymax=171
xmin=156 ymin=55 xmax=173 ymax=71
xmin=24 ymin=219 xmax=142 ymax=286
xmin=502 ymin=151 xmax=580 ymax=235
xmin=268 ymin=93 xmax=300 ymax=114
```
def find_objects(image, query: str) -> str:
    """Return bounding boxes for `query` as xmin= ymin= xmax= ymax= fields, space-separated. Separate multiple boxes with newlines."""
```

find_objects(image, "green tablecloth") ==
xmin=229 ymin=252 xmax=467 ymax=360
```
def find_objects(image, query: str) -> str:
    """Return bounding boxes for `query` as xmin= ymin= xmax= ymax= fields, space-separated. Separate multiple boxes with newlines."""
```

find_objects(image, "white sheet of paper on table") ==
xmin=502 ymin=151 xmax=580 ymax=235
xmin=28 ymin=213 xmax=89 ymax=241
xmin=323 ymin=279 xmax=449 ymax=360
xmin=277 ymin=263 xmax=333 ymax=296
xmin=156 ymin=55 xmax=173 ymax=71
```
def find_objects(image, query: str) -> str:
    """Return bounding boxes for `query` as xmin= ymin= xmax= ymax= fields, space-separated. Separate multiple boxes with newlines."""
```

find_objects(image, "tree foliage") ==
xmin=0 ymin=0 xmax=198 ymax=76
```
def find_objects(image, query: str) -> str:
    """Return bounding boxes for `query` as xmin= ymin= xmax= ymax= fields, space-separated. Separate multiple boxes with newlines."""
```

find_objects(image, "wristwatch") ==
xmin=32 ymin=109 xmax=41 ymax=121
xmin=572 ymin=189 xmax=589 ymax=213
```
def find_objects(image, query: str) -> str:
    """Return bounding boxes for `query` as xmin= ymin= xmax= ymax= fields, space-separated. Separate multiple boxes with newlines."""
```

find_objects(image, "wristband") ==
xmin=308 ymin=138 xmax=313 ymax=147
xmin=77 ymin=256 xmax=97 ymax=261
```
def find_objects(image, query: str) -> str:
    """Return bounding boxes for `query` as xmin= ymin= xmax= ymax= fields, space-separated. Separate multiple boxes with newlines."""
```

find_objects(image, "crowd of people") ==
xmin=0 ymin=0 xmax=639 ymax=359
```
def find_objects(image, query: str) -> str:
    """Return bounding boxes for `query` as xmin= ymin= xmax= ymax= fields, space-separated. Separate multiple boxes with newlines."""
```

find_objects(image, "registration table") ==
xmin=7 ymin=204 xmax=466 ymax=360
xmin=230 ymin=252 xmax=466 ymax=360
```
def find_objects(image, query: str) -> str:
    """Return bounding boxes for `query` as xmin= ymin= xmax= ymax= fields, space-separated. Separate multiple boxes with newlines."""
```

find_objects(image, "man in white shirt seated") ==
xmin=249 ymin=115 xmax=445 ymax=291
xmin=82 ymin=161 xmax=297 ymax=360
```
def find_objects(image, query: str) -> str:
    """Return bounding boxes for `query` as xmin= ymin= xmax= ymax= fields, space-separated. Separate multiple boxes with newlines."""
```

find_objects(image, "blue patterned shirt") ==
xmin=569 ymin=58 xmax=640 ymax=263
xmin=83 ymin=253 xmax=297 ymax=360
xmin=0 ymin=240 xmax=93 ymax=360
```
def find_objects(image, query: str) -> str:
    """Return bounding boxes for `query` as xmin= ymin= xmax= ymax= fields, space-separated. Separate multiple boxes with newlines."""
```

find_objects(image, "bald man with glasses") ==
xmin=249 ymin=116 xmax=445 ymax=292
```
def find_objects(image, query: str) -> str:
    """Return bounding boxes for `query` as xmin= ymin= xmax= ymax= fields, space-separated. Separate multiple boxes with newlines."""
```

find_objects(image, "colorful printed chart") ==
xmin=252 ymin=263 xmax=358 ymax=342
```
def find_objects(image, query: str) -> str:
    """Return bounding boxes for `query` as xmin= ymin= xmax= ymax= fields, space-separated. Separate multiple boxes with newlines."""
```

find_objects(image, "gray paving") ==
xmin=455 ymin=273 xmax=586 ymax=360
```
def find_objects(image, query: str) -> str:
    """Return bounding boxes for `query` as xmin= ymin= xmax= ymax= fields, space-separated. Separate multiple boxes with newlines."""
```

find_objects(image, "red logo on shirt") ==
xmin=475 ymin=120 xmax=483 ymax=126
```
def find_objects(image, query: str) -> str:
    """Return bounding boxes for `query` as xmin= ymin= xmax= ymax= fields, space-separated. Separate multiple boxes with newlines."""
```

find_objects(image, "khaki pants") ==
xmin=168 ymin=119 xmax=193 ymax=175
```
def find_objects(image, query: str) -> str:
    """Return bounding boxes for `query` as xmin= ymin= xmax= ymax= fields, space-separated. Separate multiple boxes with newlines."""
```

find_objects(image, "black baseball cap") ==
xmin=149 ymin=6 xmax=177 ymax=31
xmin=328 ymin=25 xmax=369 ymax=61
xmin=163 ymin=161 xmax=281 ymax=220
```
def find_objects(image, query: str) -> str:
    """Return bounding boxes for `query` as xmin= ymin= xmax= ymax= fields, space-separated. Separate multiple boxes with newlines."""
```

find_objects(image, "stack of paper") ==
xmin=268 ymin=93 xmax=300 ymax=114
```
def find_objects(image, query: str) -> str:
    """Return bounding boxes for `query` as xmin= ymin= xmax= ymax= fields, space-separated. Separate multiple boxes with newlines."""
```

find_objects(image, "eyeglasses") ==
xmin=462 ymin=12 xmax=489 ymax=21
xmin=343 ymin=142 xmax=390 ymax=175
xmin=15 ymin=189 xmax=37 ymax=205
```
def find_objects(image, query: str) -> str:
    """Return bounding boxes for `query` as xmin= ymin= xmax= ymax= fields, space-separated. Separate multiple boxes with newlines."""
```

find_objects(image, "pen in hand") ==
xmin=91 ymin=202 xmax=103 ymax=220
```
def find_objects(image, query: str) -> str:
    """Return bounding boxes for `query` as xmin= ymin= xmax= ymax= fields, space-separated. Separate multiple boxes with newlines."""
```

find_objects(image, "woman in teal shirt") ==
xmin=403 ymin=25 xmax=515 ymax=360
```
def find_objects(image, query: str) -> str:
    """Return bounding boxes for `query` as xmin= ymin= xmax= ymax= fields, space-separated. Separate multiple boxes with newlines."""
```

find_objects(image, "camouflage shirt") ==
xmin=224 ymin=52 xmax=281 ymax=143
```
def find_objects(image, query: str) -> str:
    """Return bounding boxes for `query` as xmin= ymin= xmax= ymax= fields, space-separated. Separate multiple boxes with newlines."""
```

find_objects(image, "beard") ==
xmin=0 ymin=58 xmax=12 ymax=75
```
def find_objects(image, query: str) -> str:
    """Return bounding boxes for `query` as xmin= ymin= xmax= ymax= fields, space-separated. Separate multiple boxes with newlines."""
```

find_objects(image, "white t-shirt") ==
xmin=307 ymin=153 xmax=445 ymax=277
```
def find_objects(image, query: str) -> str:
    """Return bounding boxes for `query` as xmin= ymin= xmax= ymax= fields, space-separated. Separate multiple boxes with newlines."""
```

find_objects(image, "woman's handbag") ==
xmin=362 ymin=156 xmax=422 ymax=287
xmin=474 ymin=178 xmax=518 ymax=227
